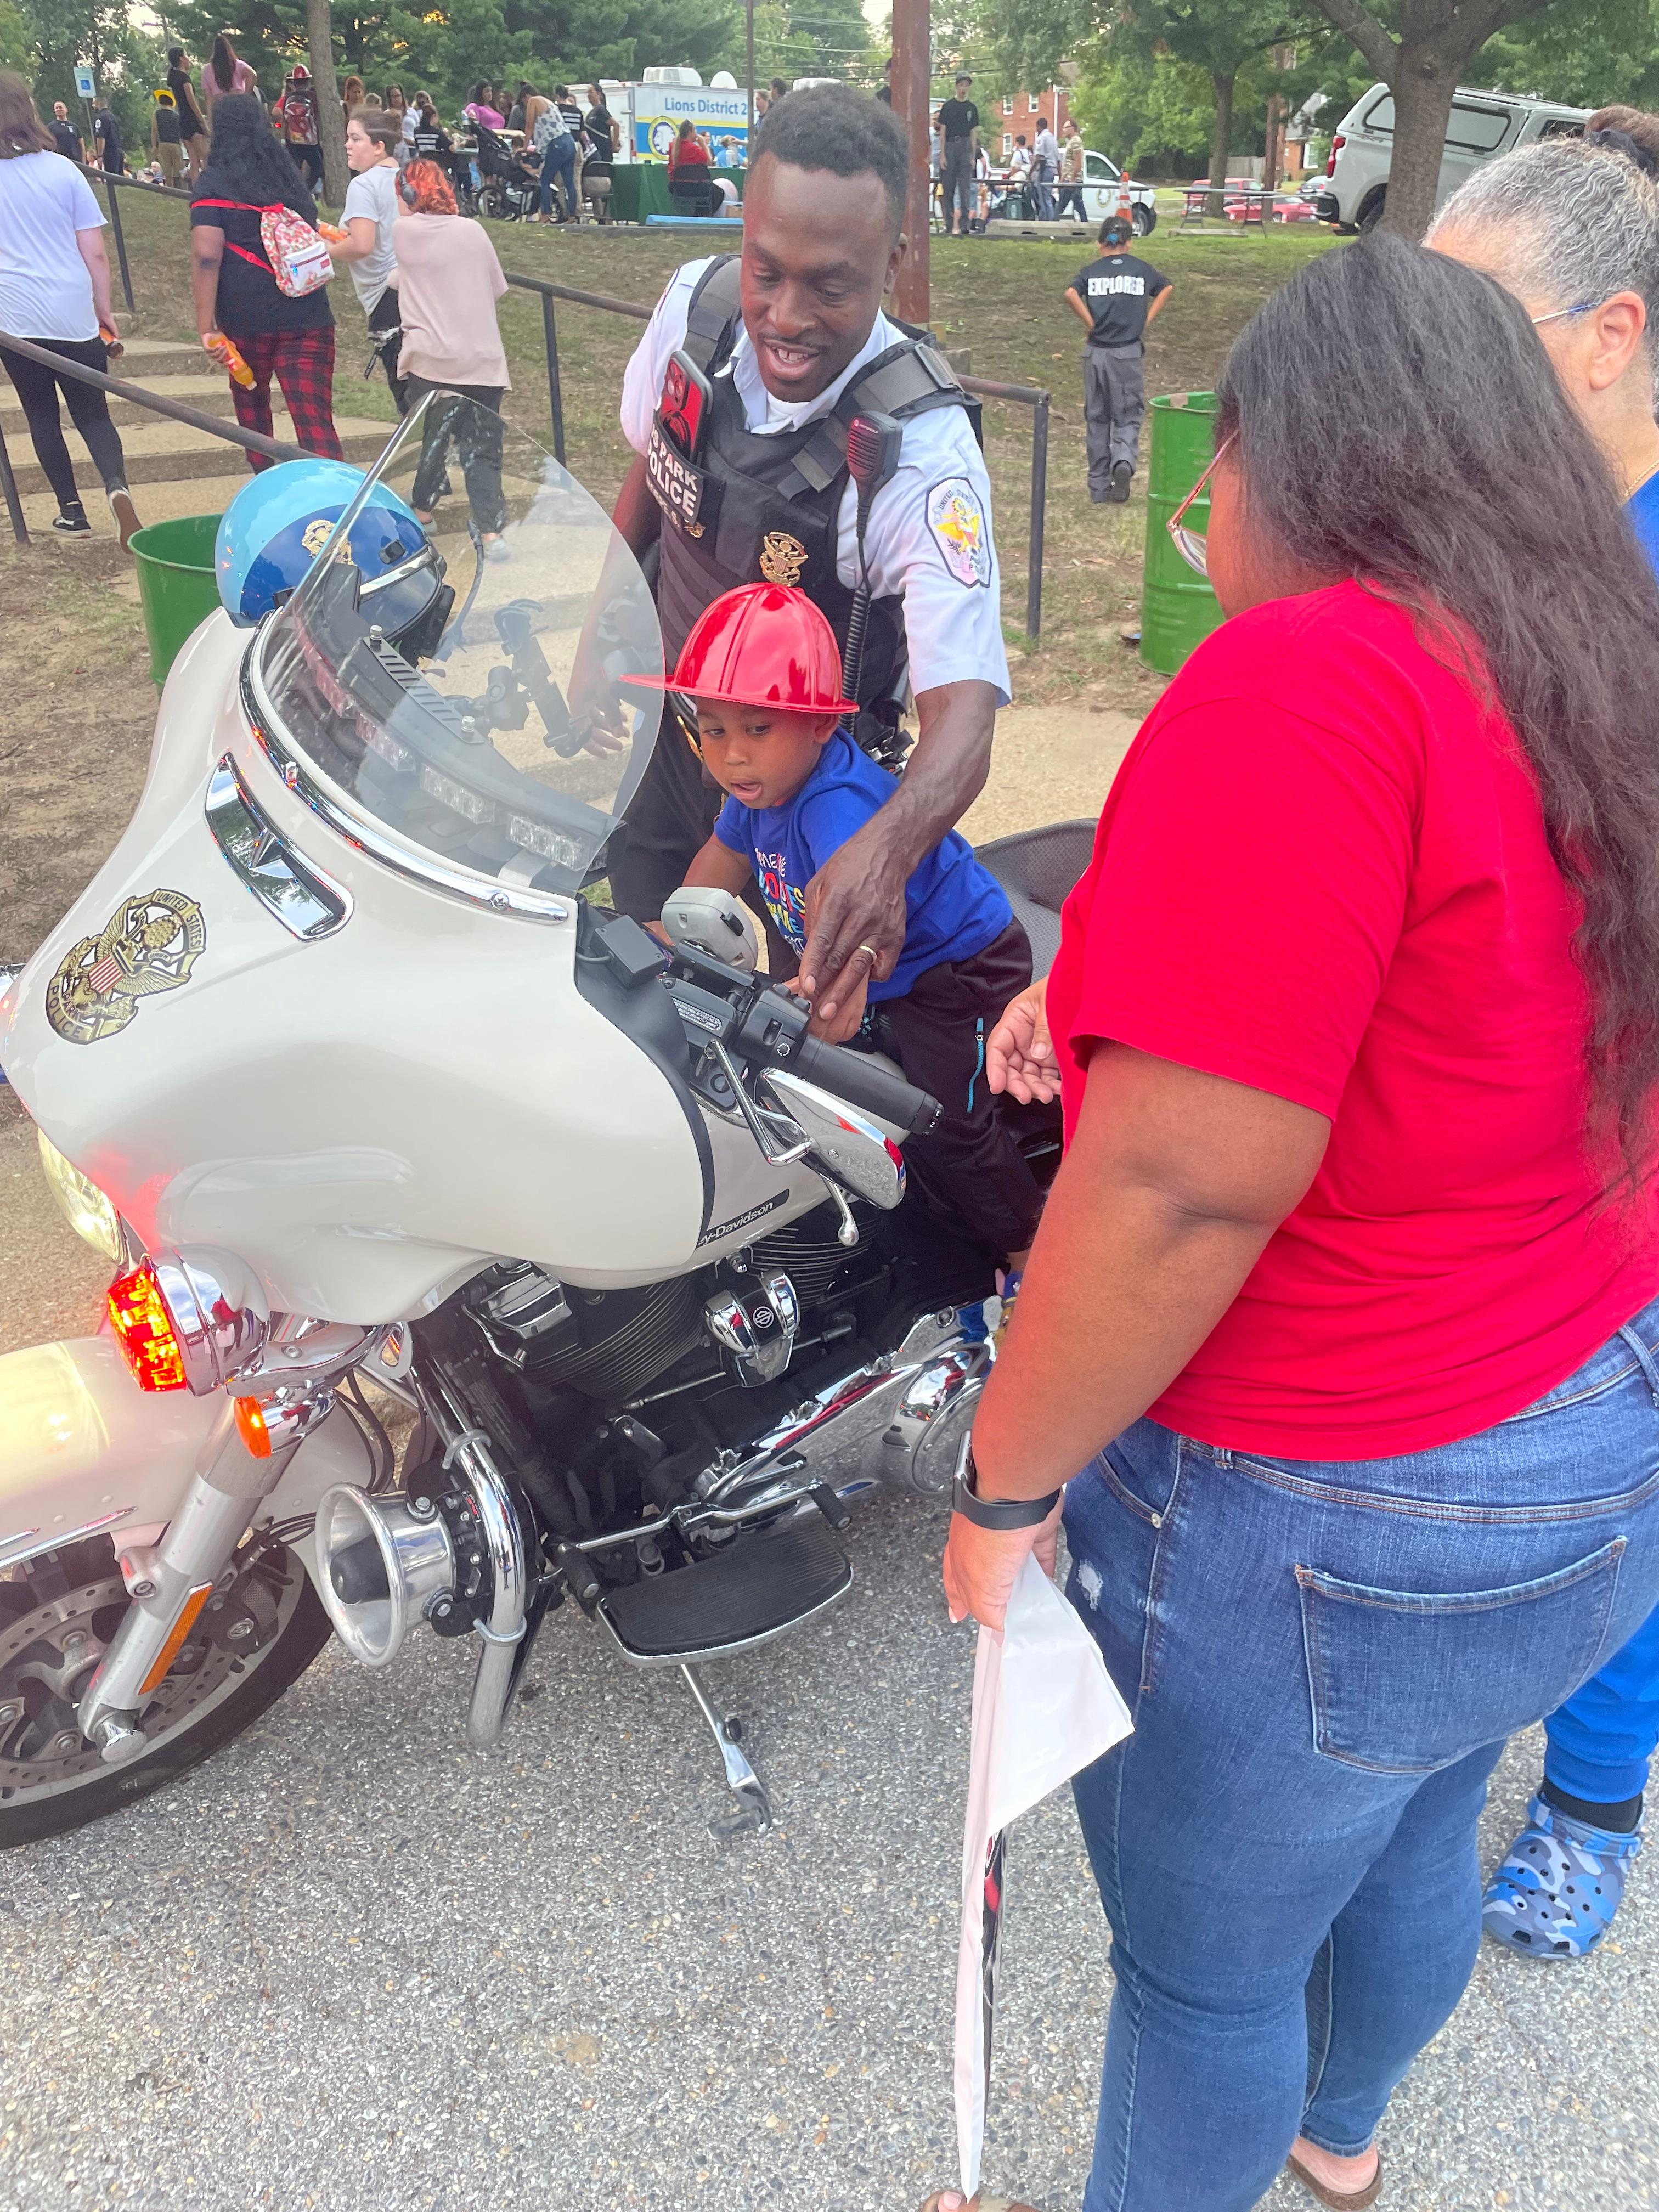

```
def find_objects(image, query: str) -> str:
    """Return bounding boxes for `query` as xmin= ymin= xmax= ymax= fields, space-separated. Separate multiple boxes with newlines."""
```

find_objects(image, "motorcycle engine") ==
xmin=468 ymin=1264 xmax=706 ymax=1401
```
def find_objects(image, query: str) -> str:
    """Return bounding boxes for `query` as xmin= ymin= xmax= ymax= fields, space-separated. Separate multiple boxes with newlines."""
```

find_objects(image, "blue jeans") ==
xmin=1062 ymin=1294 xmax=1659 ymax=2212
xmin=539 ymin=133 xmax=575 ymax=218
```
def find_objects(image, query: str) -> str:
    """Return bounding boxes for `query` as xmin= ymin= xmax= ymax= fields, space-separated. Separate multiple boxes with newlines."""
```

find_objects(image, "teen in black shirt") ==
xmin=1064 ymin=215 xmax=1172 ymax=502
xmin=934 ymin=73 xmax=979 ymax=237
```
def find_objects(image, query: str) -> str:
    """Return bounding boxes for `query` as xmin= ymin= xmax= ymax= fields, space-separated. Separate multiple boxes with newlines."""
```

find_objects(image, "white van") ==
xmin=1316 ymin=84 xmax=1590 ymax=232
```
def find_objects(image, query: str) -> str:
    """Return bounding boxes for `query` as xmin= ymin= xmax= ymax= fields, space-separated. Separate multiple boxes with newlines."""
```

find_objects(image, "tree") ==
xmin=0 ymin=0 xmax=30 ymax=70
xmin=1304 ymin=0 xmax=1552 ymax=236
xmin=1474 ymin=0 xmax=1659 ymax=108
xmin=985 ymin=0 xmax=1322 ymax=211
xmin=304 ymin=0 xmax=347 ymax=204
xmin=20 ymin=0 xmax=173 ymax=155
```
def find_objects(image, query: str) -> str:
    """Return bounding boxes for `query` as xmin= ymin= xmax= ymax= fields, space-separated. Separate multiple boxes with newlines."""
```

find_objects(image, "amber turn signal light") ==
xmin=234 ymin=1396 xmax=272 ymax=1459
xmin=107 ymin=1263 xmax=188 ymax=1393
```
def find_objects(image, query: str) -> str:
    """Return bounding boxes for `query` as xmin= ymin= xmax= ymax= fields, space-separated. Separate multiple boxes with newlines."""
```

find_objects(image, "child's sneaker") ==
xmin=52 ymin=504 xmax=92 ymax=536
xmin=1481 ymin=1793 xmax=1643 ymax=1957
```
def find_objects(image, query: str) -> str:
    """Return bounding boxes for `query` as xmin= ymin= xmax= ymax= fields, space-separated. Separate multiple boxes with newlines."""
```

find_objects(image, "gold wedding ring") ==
xmin=856 ymin=943 xmax=880 ymax=966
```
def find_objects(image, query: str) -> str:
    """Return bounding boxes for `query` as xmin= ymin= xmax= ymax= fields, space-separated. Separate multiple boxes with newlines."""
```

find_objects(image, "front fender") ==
xmin=0 ymin=1336 xmax=373 ymax=1578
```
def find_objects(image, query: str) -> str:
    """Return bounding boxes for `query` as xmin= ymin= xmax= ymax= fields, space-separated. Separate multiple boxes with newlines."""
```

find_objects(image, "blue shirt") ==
xmin=713 ymin=730 xmax=1012 ymax=1000
xmin=1630 ymin=472 xmax=1659 ymax=574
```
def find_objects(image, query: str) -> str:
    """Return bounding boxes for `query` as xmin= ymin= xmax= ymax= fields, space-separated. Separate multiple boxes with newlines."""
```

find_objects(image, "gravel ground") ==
xmin=0 ymin=1489 xmax=1654 ymax=2212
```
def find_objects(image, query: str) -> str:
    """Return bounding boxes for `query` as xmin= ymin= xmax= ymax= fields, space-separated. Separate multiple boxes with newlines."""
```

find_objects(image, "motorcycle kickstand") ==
xmin=680 ymin=1663 xmax=772 ymax=1839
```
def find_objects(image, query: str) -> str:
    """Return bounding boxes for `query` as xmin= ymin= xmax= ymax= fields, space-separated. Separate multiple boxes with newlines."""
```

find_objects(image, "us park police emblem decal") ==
xmin=44 ymin=889 xmax=206 ymax=1046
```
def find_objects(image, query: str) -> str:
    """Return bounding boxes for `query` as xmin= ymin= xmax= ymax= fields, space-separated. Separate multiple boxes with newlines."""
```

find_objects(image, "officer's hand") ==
xmin=798 ymin=833 xmax=909 ymax=1025
xmin=986 ymin=979 xmax=1060 ymax=1104
xmin=783 ymin=970 xmax=867 ymax=1045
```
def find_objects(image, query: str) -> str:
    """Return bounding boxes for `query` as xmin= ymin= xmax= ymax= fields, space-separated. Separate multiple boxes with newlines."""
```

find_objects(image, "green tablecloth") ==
xmin=606 ymin=164 xmax=744 ymax=222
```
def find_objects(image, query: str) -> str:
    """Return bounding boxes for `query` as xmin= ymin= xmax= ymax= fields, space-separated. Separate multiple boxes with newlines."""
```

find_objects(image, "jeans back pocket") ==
xmin=1297 ymin=1538 xmax=1624 ymax=1775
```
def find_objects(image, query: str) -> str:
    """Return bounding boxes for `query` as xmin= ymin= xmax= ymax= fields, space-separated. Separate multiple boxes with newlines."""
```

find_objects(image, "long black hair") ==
xmin=1218 ymin=234 xmax=1659 ymax=1180
xmin=196 ymin=91 xmax=316 ymax=222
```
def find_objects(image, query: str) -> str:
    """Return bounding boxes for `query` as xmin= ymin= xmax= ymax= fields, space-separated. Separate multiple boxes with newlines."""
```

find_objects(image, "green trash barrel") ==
xmin=128 ymin=513 xmax=224 ymax=686
xmin=1140 ymin=391 xmax=1224 ymax=677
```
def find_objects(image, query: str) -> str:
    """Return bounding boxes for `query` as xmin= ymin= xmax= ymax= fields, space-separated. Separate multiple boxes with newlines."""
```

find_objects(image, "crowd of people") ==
xmin=5 ymin=61 xmax=1659 ymax=2212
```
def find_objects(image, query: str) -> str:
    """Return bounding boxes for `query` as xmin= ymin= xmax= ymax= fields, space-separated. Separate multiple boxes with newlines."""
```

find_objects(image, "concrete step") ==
xmin=6 ymin=408 xmax=393 ymax=498
xmin=103 ymin=335 xmax=206 ymax=378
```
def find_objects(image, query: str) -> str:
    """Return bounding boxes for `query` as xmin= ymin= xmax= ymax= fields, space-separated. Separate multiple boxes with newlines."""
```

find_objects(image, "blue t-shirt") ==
xmin=713 ymin=730 xmax=1012 ymax=1000
xmin=1630 ymin=472 xmax=1659 ymax=574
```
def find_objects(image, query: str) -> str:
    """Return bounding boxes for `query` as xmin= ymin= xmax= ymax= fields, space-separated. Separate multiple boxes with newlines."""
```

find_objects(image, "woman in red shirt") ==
xmin=932 ymin=236 xmax=1659 ymax=2212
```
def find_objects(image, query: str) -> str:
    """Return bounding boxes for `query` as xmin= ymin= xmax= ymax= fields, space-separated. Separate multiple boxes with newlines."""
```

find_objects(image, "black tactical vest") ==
xmin=646 ymin=257 xmax=980 ymax=754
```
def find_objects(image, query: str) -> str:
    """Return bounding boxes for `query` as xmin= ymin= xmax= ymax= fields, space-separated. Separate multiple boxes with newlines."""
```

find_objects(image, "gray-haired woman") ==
xmin=1430 ymin=127 xmax=1659 ymax=1959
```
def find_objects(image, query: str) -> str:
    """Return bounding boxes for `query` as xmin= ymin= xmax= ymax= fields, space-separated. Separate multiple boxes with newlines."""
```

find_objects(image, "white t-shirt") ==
xmin=0 ymin=151 xmax=104 ymax=341
xmin=620 ymin=258 xmax=1011 ymax=705
xmin=342 ymin=160 xmax=400 ymax=311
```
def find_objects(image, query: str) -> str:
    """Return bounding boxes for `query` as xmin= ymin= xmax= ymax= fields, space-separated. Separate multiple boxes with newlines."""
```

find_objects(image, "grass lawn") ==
xmin=93 ymin=188 xmax=1338 ymax=715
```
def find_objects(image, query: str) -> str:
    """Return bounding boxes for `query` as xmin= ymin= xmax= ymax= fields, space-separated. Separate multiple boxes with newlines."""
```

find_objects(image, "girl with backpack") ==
xmin=190 ymin=93 xmax=342 ymax=468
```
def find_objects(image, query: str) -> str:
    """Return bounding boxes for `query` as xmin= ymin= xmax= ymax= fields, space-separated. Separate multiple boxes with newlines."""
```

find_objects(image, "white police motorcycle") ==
xmin=0 ymin=400 xmax=1081 ymax=1843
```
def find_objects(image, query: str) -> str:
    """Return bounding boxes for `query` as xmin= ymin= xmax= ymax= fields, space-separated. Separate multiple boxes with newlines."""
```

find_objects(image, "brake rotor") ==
xmin=0 ymin=1555 xmax=294 ymax=1803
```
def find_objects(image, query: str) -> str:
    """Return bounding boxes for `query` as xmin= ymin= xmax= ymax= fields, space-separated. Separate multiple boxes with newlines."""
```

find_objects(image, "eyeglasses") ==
xmin=1531 ymin=302 xmax=1598 ymax=325
xmin=1166 ymin=432 xmax=1237 ymax=579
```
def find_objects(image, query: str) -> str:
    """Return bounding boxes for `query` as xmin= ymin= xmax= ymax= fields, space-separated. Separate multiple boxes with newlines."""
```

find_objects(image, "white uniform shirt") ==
xmin=620 ymin=257 xmax=1011 ymax=706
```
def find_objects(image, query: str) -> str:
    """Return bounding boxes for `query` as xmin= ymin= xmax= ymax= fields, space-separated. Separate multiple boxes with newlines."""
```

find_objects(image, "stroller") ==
xmin=471 ymin=121 xmax=539 ymax=221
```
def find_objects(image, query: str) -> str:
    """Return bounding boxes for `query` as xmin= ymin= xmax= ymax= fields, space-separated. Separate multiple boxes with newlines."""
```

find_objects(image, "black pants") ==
xmin=941 ymin=138 xmax=975 ymax=233
xmin=406 ymin=377 xmax=506 ymax=535
xmin=1056 ymin=183 xmax=1087 ymax=219
xmin=292 ymin=142 xmax=323 ymax=193
xmin=367 ymin=286 xmax=409 ymax=414
xmin=0 ymin=334 xmax=127 ymax=512
xmin=870 ymin=921 xmax=1044 ymax=1259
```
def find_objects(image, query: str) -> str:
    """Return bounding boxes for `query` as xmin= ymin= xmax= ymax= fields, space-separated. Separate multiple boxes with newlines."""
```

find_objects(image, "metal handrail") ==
xmin=49 ymin=167 xmax=1053 ymax=635
xmin=0 ymin=325 xmax=300 ymax=546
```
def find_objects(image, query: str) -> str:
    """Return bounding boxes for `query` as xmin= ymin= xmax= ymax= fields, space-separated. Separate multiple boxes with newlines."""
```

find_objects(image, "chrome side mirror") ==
xmin=661 ymin=887 xmax=760 ymax=975
xmin=763 ymin=1070 xmax=905 ymax=1210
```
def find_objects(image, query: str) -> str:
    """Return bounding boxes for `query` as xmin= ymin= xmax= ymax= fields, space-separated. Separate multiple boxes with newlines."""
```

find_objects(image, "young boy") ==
xmin=1065 ymin=212 xmax=1172 ymax=504
xmin=661 ymin=582 xmax=1043 ymax=1269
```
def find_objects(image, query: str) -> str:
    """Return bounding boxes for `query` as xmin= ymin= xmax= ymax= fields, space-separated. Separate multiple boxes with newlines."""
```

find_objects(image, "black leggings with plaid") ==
xmin=224 ymin=325 xmax=342 ymax=470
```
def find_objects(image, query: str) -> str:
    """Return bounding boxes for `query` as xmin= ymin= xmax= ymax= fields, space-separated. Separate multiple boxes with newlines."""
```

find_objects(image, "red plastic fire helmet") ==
xmin=628 ymin=583 xmax=857 ymax=714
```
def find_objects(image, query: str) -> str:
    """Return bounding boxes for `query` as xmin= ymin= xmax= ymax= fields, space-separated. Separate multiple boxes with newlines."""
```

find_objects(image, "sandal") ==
xmin=1286 ymin=2148 xmax=1383 ymax=2209
xmin=1482 ymin=1792 xmax=1643 ymax=1958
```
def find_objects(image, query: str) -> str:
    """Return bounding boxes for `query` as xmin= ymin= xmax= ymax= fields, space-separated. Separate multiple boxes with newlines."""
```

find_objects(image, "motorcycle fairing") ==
xmin=0 ymin=1335 xmax=373 ymax=1585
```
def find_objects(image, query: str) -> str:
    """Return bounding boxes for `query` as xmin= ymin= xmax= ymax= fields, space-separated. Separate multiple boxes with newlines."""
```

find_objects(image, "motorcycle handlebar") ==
xmin=788 ymin=1034 xmax=943 ymax=1139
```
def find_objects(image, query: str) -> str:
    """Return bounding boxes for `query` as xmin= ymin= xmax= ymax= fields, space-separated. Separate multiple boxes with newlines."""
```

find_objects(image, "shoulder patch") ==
xmin=924 ymin=475 xmax=991 ymax=589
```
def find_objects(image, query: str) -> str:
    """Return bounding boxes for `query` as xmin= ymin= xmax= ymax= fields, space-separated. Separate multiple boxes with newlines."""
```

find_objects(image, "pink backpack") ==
xmin=196 ymin=197 xmax=334 ymax=298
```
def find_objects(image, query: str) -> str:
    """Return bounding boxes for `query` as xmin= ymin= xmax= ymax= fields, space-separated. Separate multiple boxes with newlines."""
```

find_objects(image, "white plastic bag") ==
xmin=953 ymin=1551 xmax=1133 ymax=2200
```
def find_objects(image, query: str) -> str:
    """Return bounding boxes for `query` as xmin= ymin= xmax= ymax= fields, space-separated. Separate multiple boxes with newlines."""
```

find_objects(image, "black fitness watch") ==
xmin=951 ymin=1442 xmax=1062 ymax=1530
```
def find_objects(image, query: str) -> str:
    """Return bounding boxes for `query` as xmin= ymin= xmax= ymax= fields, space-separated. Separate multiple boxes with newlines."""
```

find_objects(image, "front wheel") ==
xmin=0 ymin=1532 xmax=331 ymax=1849
xmin=1132 ymin=202 xmax=1156 ymax=238
xmin=1357 ymin=189 xmax=1386 ymax=234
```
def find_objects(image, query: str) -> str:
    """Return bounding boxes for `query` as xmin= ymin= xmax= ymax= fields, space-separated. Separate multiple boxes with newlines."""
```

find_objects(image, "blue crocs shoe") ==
xmin=1482 ymin=1793 xmax=1644 ymax=1957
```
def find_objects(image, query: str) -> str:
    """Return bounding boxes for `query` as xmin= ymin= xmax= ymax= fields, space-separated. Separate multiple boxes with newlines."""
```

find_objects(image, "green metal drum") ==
xmin=1140 ymin=391 xmax=1224 ymax=676
xmin=128 ymin=513 xmax=224 ymax=686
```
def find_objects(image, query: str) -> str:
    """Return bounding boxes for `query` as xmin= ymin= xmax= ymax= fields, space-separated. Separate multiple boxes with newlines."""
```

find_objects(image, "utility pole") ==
xmin=304 ymin=0 xmax=347 ymax=208
xmin=746 ymin=0 xmax=755 ymax=153
xmin=891 ymin=0 xmax=929 ymax=327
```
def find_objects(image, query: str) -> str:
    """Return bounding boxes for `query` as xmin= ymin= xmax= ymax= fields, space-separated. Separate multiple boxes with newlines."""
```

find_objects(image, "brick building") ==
xmin=995 ymin=83 xmax=1073 ymax=161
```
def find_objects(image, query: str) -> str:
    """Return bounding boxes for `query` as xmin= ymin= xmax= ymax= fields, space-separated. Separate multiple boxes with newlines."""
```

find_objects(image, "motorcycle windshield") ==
xmin=251 ymin=396 xmax=664 ymax=905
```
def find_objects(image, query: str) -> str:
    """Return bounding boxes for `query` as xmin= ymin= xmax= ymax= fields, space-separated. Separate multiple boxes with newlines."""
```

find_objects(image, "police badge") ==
xmin=44 ymin=889 xmax=207 ymax=1046
xmin=758 ymin=532 xmax=808 ymax=588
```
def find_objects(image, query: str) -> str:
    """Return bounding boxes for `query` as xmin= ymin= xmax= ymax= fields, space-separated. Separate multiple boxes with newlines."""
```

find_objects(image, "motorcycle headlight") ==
xmin=36 ymin=1130 xmax=122 ymax=1262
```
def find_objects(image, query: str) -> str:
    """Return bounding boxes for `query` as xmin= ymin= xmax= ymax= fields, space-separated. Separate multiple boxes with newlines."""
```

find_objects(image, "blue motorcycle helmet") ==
xmin=215 ymin=458 xmax=435 ymax=629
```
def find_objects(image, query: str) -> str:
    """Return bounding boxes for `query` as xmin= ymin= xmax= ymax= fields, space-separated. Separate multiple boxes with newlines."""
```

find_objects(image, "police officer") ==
xmin=605 ymin=84 xmax=1009 ymax=1025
